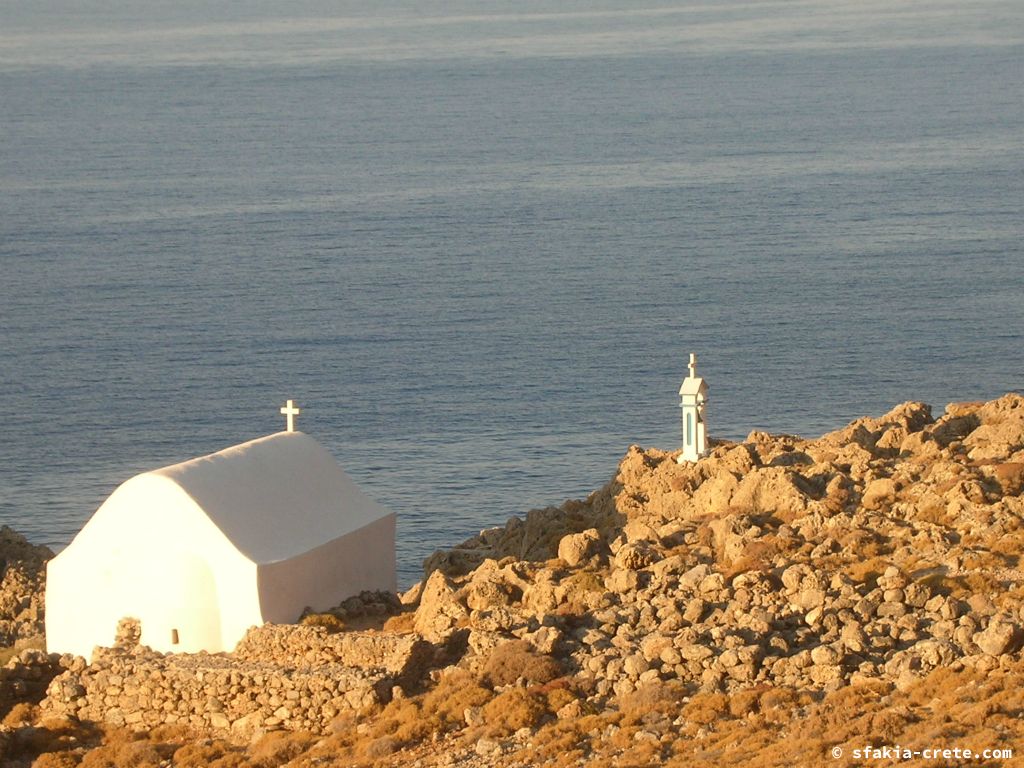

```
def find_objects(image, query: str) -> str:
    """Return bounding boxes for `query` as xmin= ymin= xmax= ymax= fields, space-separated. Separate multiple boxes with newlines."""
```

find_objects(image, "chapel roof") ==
xmin=149 ymin=431 xmax=391 ymax=563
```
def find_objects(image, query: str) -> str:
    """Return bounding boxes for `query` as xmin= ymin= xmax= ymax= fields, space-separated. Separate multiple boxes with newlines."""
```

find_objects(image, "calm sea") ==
xmin=2 ymin=0 xmax=1022 ymax=586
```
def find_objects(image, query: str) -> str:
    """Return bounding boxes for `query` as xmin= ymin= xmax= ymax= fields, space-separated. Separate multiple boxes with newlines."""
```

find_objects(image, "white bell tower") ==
xmin=678 ymin=352 xmax=708 ymax=463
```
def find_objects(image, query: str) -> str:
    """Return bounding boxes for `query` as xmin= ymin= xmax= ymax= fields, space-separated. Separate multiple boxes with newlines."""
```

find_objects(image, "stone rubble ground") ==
xmin=2 ymin=393 xmax=1024 ymax=766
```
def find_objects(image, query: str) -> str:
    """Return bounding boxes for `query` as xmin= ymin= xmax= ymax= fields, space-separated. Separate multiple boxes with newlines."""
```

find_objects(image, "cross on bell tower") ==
xmin=280 ymin=399 xmax=301 ymax=432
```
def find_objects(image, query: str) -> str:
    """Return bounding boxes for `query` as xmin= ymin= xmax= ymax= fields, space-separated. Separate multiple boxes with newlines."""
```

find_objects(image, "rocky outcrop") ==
xmin=410 ymin=394 xmax=1024 ymax=703
xmin=0 ymin=526 xmax=51 ymax=646
xmin=422 ymin=493 xmax=626 ymax=579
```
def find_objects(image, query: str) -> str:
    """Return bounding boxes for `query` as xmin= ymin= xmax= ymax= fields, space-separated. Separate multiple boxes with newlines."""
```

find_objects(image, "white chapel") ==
xmin=45 ymin=401 xmax=396 ymax=657
xmin=678 ymin=353 xmax=709 ymax=463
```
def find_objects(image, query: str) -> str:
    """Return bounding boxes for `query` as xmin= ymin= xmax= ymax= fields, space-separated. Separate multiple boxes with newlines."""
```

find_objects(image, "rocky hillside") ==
xmin=400 ymin=397 xmax=1024 ymax=735
xmin=3 ymin=394 xmax=1024 ymax=767
xmin=415 ymin=395 xmax=1024 ymax=698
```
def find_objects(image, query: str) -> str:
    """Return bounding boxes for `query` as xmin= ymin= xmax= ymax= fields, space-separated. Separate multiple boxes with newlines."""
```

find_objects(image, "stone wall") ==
xmin=42 ymin=622 xmax=437 ymax=737
xmin=0 ymin=648 xmax=66 ymax=716
xmin=0 ymin=526 xmax=51 ymax=646
xmin=233 ymin=623 xmax=434 ymax=679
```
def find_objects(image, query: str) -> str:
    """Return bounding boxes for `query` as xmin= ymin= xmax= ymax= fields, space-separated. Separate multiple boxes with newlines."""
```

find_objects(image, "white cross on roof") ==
xmin=280 ymin=399 xmax=301 ymax=432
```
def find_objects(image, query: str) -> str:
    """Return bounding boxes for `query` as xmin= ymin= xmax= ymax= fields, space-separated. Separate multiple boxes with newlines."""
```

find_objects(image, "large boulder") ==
xmin=613 ymin=541 xmax=661 ymax=571
xmin=730 ymin=467 xmax=811 ymax=522
xmin=557 ymin=529 xmax=603 ymax=567
xmin=413 ymin=570 xmax=469 ymax=643
xmin=962 ymin=394 xmax=1024 ymax=461
xmin=861 ymin=477 xmax=898 ymax=511
xmin=973 ymin=616 xmax=1021 ymax=657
